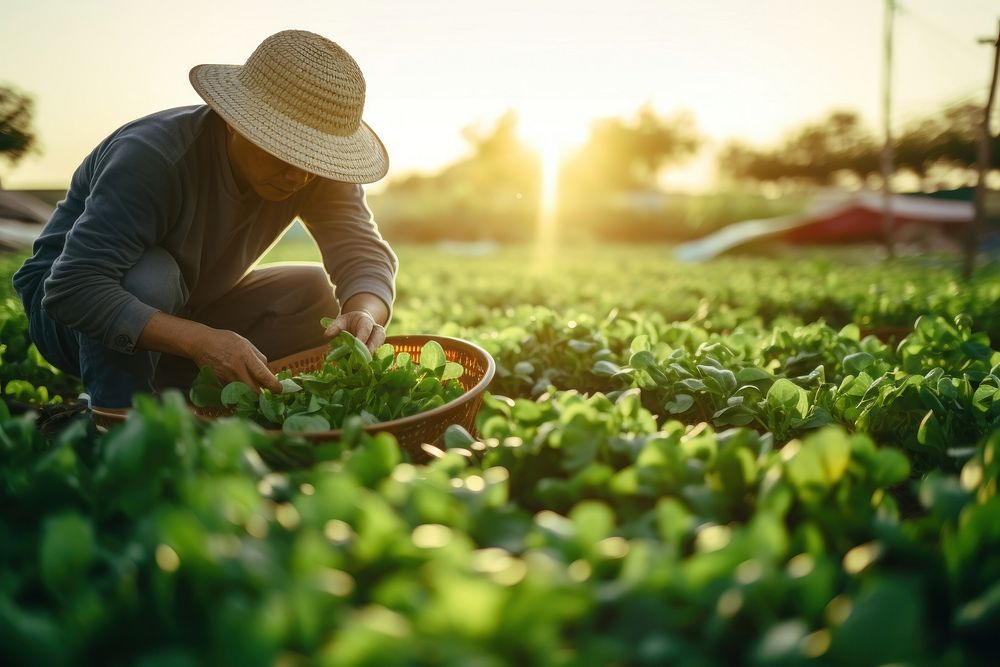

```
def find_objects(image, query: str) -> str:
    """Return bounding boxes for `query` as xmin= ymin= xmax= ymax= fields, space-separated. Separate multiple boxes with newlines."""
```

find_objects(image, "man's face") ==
xmin=225 ymin=124 xmax=317 ymax=201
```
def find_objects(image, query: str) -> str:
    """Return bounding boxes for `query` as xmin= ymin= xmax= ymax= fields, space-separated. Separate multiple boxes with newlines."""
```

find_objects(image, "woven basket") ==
xmin=91 ymin=335 xmax=495 ymax=457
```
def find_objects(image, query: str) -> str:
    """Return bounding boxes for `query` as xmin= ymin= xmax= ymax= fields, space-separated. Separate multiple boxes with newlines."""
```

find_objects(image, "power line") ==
xmin=888 ymin=2 xmax=997 ymax=128
xmin=892 ymin=87 xmax=985 ymax=126
xmin=897 ymin=0 xmax=995 ymax=65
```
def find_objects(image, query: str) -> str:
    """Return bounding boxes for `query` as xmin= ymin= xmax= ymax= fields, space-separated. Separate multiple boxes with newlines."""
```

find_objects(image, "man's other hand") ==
xmin=323 ymin=310 xmax=386 ymax=352
xmin=192 ymin=329 xmax=283 ymax=393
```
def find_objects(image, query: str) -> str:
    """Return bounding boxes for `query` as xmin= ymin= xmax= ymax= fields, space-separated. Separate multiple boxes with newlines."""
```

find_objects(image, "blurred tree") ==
xmin=895 ymin=117 xmax=944 ymax=183
xmin=375 ymin=111 xmax=540 ymax=242
xmin=789 ymin=111 xmax=880 ymax=182
xmin=722 ymin=103 xmax=999 ymax=191
xmin=719 ymin=110 xmax=879 ymax=189
xmin=554 ymin=107 xmax=701 ymax=241
xmin=0 ymin=85 xmax=37 ymax=173
xmin=452 ymin=110 xmax=540 ymax=197
xmin=718 ymin=142 xmax=788 ymax=184
xmin=560 ymin=105 xmax=701 ymax=195
xmin=896 ymin=102 xmax=1000 ymax=186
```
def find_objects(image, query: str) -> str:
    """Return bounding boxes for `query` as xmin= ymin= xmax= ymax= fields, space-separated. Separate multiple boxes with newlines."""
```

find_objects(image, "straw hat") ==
xmin=190 ymin=30 xmax=388 ymax=183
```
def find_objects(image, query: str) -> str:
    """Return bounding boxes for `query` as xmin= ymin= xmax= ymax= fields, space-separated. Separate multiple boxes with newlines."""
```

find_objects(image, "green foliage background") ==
xmin=1 ymin=244 xmax=1000 ymax=666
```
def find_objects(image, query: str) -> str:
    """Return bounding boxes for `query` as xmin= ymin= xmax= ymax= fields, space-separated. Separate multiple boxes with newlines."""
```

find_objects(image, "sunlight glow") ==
xmin=518 ymin=103 xmax=588 ymax=264
xmin=536 ymin=139 xmax=561 ymax=252
xmin=0 ymin=1 xmax=993 ymax=190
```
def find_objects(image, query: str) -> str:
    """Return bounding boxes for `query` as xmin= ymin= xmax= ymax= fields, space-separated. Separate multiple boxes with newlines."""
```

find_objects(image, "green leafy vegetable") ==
xmin=189 ymin=332 xmax=466 ymax=432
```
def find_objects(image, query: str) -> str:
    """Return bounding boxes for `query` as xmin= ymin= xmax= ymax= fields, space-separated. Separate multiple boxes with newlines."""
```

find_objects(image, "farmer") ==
xmin=12 ymin=30 xmax=397 ymax=409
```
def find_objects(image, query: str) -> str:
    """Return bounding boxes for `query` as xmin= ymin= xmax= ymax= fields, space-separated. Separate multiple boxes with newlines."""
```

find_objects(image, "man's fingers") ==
xmin=354 ymin=316 xmax=375 ymax=347
xmin=235 ymin=369 xmax=261 ymax=393
xmin=250 ymin=345 xmax=268 ymax=365
xmin=368 ymin=326 xmax=386 ymax=352
xmin=324 ymin=317 xmax=347 ymax=340
xmin=249 ymin=357 xmax=282 ymax=393
xmin=324 ymin=312 xmax=383 ymax=348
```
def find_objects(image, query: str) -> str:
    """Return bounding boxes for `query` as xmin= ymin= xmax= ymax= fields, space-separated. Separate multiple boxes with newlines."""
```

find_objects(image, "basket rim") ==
xmin=91 ymin=333 xmax=496 ymax=439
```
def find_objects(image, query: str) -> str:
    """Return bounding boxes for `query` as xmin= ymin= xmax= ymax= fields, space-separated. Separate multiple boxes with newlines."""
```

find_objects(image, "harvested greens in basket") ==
xmin=189 ymin=331 xmax=466 ymax=433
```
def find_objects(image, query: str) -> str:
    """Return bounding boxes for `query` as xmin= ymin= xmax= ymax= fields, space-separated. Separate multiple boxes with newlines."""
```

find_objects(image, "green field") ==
xmin=2 ymin=243 xmax=1000 ymax=666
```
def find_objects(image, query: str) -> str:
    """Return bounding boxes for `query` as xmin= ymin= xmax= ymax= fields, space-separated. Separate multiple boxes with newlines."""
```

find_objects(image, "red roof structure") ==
xmin=782 ymin=192 xmax=971 ymax=244
xmin=675 ymin=191 xmax=973 ymax=262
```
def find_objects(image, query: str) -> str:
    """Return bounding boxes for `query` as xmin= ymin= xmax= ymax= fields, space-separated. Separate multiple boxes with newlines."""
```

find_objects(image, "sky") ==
xmin=0 ymin=0 xmax=996 ymax=191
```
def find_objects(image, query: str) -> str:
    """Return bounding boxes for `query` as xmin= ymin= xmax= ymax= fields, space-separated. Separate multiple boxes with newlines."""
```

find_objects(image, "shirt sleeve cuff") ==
xmin=103 ymin=298 xmax=159 ymax=354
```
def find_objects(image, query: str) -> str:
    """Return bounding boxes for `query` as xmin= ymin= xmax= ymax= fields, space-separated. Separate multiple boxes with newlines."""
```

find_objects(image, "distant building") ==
xmin=0 ymin=189 xmax=58 ymax=250
xmin=675 ymin=189 xmax=997 ymax=262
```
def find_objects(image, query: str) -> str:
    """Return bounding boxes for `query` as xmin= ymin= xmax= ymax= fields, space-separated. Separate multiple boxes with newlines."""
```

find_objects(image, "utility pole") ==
xmin=880 ymin=0 xmax=896 ymax=259
xmin=964 ymin=20 xmax=1000 ymax=280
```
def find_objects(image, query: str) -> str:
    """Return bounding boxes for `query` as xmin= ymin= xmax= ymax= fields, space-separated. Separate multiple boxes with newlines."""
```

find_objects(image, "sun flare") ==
xmin=518 ymin=104 xmax=588 ymax=262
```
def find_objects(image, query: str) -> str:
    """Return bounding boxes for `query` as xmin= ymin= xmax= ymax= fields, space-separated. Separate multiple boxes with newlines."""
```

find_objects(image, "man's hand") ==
xmin=190 ymin=328 xmax=283 ymax=393
xmin=324 ymin=310 xmax=386 ymax=352
xmin=140 ymin=312 xmax=282 ymax=394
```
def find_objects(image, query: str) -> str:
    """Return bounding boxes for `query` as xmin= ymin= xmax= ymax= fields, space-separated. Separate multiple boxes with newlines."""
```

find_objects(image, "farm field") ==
xmin=2 ymin=243 xmax=1000 ymax=666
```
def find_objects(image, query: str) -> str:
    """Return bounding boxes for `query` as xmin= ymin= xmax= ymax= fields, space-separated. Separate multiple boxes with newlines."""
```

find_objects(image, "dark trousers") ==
xmin=28 ymin=248 xmax=339 ymax=408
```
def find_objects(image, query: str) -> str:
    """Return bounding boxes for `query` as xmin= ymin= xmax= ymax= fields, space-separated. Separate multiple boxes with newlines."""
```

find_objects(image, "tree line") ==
xmin=2 ymin=83 xmax=995 ymax=242
xmin=372 ymin=97 xmax=995 ymax=241
xmin=719 ymin=103 xmax=998 ymax=190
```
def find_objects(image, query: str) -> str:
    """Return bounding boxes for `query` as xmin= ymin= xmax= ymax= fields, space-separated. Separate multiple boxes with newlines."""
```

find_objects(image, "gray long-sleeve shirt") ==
xmin=12 ymin=105 xmax=398 ymax=355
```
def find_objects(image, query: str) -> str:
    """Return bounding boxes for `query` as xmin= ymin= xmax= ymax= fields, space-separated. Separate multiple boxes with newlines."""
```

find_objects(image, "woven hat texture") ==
xmin=190 ymin=30 xmax=388 ymax=183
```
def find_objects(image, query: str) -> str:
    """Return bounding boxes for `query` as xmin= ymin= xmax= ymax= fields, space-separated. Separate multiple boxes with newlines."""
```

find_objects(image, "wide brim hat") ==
xmin=190 ymin=30 xmax=388 ymax=184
